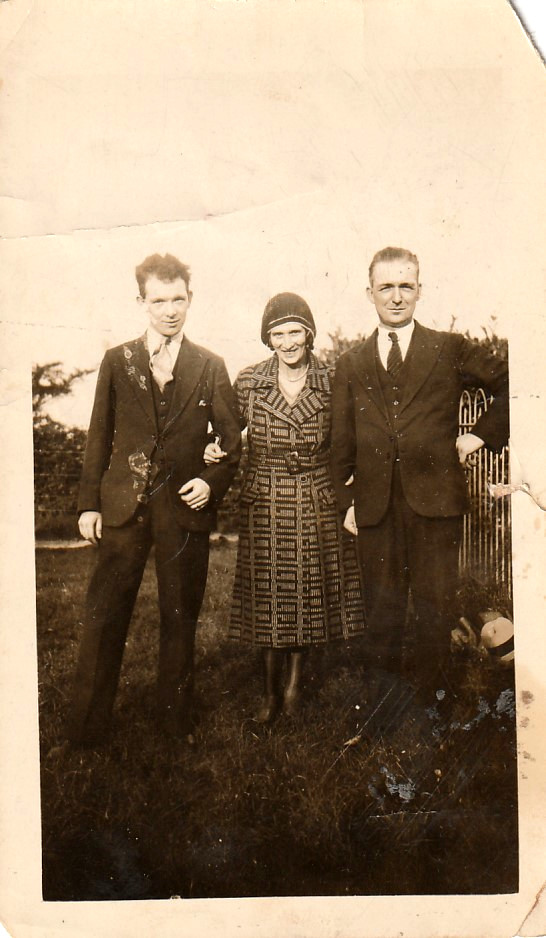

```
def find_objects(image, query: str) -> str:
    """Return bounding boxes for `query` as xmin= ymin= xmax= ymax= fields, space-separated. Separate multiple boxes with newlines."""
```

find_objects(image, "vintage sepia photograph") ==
xmin=33 ymin=247 xmax=516 ymax=901
xmin=1 ymin=0 xmax=545 ymax=936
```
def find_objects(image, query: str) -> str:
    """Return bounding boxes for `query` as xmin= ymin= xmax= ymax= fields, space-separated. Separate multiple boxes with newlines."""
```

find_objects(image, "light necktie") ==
xmin=387 ymin=331 xmax=403 ymax=379
xmin=150 ymin=337 xmax=173 ymax=392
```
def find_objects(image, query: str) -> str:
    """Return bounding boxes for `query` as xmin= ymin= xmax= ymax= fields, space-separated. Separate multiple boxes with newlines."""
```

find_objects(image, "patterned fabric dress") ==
xmin=229 ymin=353 xmax=365 ymax=647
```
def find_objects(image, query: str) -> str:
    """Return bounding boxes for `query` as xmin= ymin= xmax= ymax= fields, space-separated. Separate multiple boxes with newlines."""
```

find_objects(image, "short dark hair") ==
xmin=135 ymin=254 xmax=191 ymax=297
xmin=368 ymin=247 xmax=419 ymax=284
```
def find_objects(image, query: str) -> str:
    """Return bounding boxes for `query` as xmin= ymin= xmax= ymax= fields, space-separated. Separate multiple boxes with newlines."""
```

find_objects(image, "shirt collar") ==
xmin=146 ymin=326 xmax=184 ymax=355
xmin=377 ymin=319 xmax=415 ymax=338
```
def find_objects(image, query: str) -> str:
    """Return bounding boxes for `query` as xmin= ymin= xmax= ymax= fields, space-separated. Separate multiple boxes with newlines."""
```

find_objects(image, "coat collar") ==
xmin=350 ymin=321 xmax=446 ymax=418
xmin=250 ymin=353 xmax=330 ymax=428
xmin=350 ymin=331 xmax=386 ymax=419
xmin=251 ymin=352 xmax=330 ymax=391
xmin=120 ymin=335 xmax=207 ymax=431
xmin=397 ymin=321 xmax=445 ymax=414
xmin=162 ymin=337 xmax=207 ymax=432
xmin=121 ymin=336 xmax=156 ymax=427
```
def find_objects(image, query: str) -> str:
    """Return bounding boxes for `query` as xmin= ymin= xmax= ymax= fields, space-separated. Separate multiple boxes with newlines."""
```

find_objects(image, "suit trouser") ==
xmin=356 ymin=464 xmax=461 ymax=694
xmin=67 ymin=485 xmax=209 ymax=745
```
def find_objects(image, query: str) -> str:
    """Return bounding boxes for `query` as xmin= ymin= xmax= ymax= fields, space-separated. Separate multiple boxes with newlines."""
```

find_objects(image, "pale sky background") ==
xmin=0 ymin=0 xmax=544 ymax=428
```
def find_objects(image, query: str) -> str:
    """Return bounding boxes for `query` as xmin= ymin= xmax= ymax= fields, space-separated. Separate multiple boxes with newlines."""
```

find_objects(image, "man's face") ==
xmin=367 ymin=260 xmax=420 ymax=328
xmin=139 ymin=275 xmax=192 ymax=337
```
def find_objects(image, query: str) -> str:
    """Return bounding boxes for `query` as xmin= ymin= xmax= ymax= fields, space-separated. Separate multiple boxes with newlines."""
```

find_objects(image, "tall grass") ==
xmin=37 ymin=543 xmax=518 ymax=900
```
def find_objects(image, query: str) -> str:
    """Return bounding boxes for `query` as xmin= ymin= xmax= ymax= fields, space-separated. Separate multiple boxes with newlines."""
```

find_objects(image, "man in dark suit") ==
xmin=330 ymin=246 xmax=509 ymax=703
xmin=67 ymin=253 xmax=241 ymax=747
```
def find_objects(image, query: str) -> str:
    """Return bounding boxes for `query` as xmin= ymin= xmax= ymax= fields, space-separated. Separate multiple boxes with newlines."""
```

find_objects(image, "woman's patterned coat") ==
xmin=229 ymin=353 xmax=365 ymax=647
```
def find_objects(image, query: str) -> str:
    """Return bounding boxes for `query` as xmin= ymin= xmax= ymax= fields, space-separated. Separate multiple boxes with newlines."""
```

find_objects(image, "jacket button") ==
xmin=136 ymin=515 xmax=144 ymax=523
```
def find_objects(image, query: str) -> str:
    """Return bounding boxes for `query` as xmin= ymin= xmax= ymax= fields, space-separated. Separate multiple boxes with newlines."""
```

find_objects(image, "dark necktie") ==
xmin=150 ymin=337 xmax=173 ymax=392
xmin=387 ymin=331 xmax=403 ymax=378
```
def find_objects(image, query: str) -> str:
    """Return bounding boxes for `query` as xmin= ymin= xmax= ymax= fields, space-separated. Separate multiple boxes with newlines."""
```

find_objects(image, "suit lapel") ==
xmin=121 ymin=336 xmax=157 ymax=428
xmin=162 ymin=337 xmax=207 ymax=432
xmin=351 ymin=331 xmax=389 ymax=420
xmin=398 ymin=321 xmax=445 ymax=414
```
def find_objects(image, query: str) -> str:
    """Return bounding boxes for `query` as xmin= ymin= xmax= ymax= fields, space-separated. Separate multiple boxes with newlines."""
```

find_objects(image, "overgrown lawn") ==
xmin=36 ymin=543 xmax=518 ymax=900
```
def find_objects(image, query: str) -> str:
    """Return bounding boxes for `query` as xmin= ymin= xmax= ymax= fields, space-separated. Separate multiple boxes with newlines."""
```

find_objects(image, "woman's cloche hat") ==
xmin=261 ymin=293 xmax=317 ymax=346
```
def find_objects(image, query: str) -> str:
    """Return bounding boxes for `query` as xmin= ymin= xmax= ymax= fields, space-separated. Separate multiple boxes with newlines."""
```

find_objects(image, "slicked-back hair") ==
xmin=135 ymin=254 xmax=191 ymax=297
xmin=368 ymin=247 xmax=419 ymax=285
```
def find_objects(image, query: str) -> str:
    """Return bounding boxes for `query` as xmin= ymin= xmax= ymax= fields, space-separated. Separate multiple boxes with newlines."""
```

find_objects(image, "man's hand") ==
xmin=343 ymin=505 xmax=358 ymax=536
xmin=79 ymin=511 xmax=102 ymax=545
xmin=456 ymin=432 xmax=484 ymax=468
xmin=203 ymin=441 xmax=227 ymax=465
xmin=178 ymin=478 xmax=211 ymax=510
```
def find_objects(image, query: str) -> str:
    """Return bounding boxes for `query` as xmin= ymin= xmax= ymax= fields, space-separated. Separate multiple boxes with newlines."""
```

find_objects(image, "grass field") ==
xmin=36 ymin=542 xmax=518 ymax=900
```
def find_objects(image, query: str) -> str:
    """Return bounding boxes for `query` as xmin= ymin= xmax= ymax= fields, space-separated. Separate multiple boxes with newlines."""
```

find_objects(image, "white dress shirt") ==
xmin=376 ymin=320 xmax=415 ymax=370
xmin=146 ymin=326 xmax=184 ymax=369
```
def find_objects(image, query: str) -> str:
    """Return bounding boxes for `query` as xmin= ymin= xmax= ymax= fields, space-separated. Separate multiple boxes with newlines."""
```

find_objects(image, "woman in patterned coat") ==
xmin=207 ymin=293 xmax=365 ymax=722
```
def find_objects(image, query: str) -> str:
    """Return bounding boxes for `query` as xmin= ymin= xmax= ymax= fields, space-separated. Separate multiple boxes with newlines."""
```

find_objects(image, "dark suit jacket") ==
xmin=78 ymin=335 xmax=241 ymax=532
xmin=330 ymin=322 xmax=509 ymax=526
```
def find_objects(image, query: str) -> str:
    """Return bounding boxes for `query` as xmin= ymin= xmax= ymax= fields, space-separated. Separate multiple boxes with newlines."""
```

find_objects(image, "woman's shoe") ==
xmin=255 ymin=694 xmax=280 ymax=724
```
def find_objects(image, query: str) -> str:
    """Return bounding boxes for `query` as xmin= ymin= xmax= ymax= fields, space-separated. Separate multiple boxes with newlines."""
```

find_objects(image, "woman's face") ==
xmin=269 ymin=322 xmax=308 ymax=367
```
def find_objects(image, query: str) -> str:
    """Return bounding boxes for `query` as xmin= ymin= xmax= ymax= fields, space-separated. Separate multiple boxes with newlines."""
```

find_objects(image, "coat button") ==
xmin=136 ymin=515 xmax=144 ymax=523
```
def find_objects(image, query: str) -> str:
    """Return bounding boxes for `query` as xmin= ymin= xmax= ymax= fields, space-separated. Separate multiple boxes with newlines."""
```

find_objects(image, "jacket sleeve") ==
xmin=198 ymin=357 xmax=241 ymax=503
xmin=77 ymin=354 xmax=115 ymax=514
xmin=457 ymin=337 xmax=509 ymax=451
xmin=329 ymin=353 xmax=357 ymax=513
xmin=232 ymin=369 xmax=251 ymax=432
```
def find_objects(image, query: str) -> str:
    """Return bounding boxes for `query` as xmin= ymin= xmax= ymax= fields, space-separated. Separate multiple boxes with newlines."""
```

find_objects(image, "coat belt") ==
xmin=249 ymin=452 xmax=330 ymax=475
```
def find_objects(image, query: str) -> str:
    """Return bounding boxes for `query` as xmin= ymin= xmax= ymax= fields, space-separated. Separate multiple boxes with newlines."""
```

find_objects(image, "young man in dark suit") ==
xmin=67 ymin=254 xmax=241 ymax=747
xmin=330 ymin=246 xmax=509 ymax=705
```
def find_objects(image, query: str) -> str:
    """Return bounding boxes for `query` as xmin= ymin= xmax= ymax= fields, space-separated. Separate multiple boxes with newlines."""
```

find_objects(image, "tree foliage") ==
xmin=33 ymin=363 xmax=91 ymax=538
xmin=316 ymin=327 xmax=367 ymax=367
xmin=33 ymin=362 xmax=94 ymax=424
